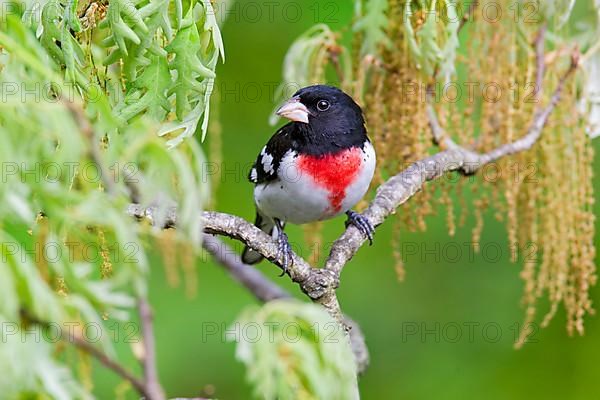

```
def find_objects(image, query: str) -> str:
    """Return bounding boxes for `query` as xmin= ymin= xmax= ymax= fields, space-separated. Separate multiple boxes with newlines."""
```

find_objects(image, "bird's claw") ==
xmin=345 ymin=210 xmax=375 ymax=245
xmin=277 ymin=231 xmax=293 ymax=276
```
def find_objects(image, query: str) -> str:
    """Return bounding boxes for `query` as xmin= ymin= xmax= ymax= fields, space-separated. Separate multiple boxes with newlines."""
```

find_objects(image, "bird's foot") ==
xmin=345 ymin=210 xmax=375 ymax=245
xmin=277 ymin=231 xmax=293 ymax=276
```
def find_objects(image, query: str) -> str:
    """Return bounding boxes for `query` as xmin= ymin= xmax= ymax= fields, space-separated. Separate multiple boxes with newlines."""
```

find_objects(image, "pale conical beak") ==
xmin=276 ymin=96 xmax=309 ymax=123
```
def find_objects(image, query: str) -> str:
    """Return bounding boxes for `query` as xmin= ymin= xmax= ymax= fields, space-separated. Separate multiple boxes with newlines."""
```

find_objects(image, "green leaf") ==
xmin=64 ymin=0 xmax=82 ymax=32
xmin=405 ymin=0 xmax=441 ymax=77
xmin=38 ymin=1 xmax=88 ymax=87
xmin=166 ymin=11 xmax=215 ymax=120
xmin=541 ymin=0 xmax=576 ymax=27
xmin=98 ymin=0 xmax=223 ymax=144
xmin=231 ymin=300 xmax=359 ymax=400
xmin=108 ymin=0 xmax=172 ymax=82
xmin=403 ymin=0 xmax=459 ymax=80
xmin=439 ymin=0 xmax=460 ymax=79
xmin=1 ymin=233 xmax=64 ymax=323
xmin=100 ymin=0 xmax=149 ymax=57
xmin=158 ymin=102 xmax=204 ymax=148
xmin=0 ymin=319 xmax=90 ymax=400
xmin=0 ymin=259 xmax=19 ymax=321
xmin=117 ymin=55 xmax=172 ymax=121
xmin=353 ymin=0 xmax=392 ymax=57
xmin=0 ymin=13 xmax=214 ymax=398
xmin=0 ymin=14 xmax=59 ymax=81
xmin=158 ymin=1 xmax=223 ymax=144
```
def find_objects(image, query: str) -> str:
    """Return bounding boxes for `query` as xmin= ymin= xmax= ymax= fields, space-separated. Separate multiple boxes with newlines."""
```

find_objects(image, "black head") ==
xmin=276 ymin=85 xmax=367 ymax=151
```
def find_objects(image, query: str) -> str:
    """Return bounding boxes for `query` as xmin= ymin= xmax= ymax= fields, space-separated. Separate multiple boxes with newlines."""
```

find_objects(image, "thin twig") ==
xmin=328 ymin=45 xmax=345 ymax=83
xmin=458 ymin=1 xmax=478 ymax=33
xmin=139 ymin=299 xmax=166 ymax=400
xmin=69 ymin=333 xmax=148 ymax=396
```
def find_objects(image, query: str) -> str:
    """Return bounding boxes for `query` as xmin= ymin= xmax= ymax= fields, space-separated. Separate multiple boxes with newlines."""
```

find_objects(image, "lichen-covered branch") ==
xmin=126 ymin=206 xmax=315 ymax=292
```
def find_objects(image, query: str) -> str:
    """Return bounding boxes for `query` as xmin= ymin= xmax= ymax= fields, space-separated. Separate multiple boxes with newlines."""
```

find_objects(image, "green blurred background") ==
xmin=94 ymin=1 xmax=600 ymax=399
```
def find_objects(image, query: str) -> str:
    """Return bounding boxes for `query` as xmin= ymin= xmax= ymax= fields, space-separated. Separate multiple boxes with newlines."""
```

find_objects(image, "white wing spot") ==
xmin=250 ymin=167 xmax=258 ymax=182
xmin=260 ymin=146 xmax=275 ymax=175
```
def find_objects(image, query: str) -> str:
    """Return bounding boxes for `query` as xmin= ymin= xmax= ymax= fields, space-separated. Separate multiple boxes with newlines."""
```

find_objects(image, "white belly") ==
xmin=254 ymin=143 xmax=376 ymax=224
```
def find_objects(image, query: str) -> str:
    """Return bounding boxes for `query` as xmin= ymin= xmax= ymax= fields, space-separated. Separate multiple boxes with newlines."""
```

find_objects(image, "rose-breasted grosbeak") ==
xmin=242 ymin=85 xmax=376 ymax=271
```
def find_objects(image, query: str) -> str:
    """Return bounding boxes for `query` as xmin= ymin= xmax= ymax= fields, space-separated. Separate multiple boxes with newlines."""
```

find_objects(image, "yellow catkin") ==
xmin=392 ymin=221 xmax=405 ymax=282
xmin=452 ymin=2 xmax=597 ymax=343
xmin=365 ymin=72 xmax=387 ymax=187
xmin=56 ymin=276 xmax=69 ymax=297
xmin=456 ymin=179 xmax=468 ymax=228
xmin=98 ymin=229 xmax=113 ymax=278
xmin=156 ymin=228 xmax=179 ymax=287
xmin=114 ymin=380 xmax=132 ymax=400
xmin=438 ymin=179 xmax=456 ymax=237
xmin=78 ymin=350 xmax=93 ymax=393
xmin=471 ymin=196 xmax=488 ymax=253
xmin=515 ymin=66 xmax=596 ymax=344
xmin=358 ymin=0 xmax=441 ymax=281
xmin=181 ymin=242 xmax=198 ymax=298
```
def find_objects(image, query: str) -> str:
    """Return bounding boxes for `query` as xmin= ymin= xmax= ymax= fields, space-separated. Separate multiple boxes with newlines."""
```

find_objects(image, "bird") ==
xmin=242 ymin=85 xmax=376 ymax=272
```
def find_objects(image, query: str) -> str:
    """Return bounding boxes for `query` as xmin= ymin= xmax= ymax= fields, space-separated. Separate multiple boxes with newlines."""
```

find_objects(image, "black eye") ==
xmin=316 ymin=99 xmax=330 ymax=111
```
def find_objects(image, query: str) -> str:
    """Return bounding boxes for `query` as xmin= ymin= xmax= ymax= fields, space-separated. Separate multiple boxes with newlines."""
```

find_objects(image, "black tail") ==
xmin=242 ymin=212 xmax=277 ymax=264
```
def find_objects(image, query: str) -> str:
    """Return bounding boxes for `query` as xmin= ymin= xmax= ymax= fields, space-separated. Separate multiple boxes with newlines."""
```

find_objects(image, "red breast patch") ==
xmin=297 ymin=147 xmax=362 ymax=213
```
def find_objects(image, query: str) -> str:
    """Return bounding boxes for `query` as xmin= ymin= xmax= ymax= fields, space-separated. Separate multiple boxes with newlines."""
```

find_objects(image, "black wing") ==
xmin=248 ymin=124 xmax=297 ymax=184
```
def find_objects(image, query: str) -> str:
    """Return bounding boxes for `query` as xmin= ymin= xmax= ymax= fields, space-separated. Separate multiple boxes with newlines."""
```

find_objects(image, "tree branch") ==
xmin=127 ymin=206 xmax=322 ymax=297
